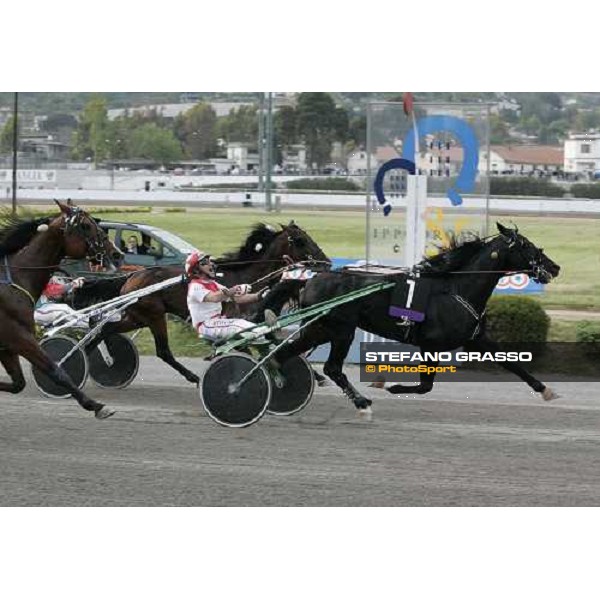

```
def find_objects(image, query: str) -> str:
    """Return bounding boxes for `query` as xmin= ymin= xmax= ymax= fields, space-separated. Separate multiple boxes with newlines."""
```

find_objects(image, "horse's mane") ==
xmin=0 ymin=210 xmax=53 ymax=259
xmin=216 ymin=223 xmax=279 ymax=270
xmin=419 ymin=232 xmax=487 ymax=274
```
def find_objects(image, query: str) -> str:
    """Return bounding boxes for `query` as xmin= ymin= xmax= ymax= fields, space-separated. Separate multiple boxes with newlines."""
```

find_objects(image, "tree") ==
xmin=296 ymin=92 xmax=348 ymax=169
xmin=71 ymin=95 xmax=109 ymax=164
xmin=490 ymin=115 xmax=511 ymax=144
xmin=174 ymin=103 xmax=218 ymax=159
xmin=105 ymin=116 xmax=132 ymax=160
xmin=0 ymin=116 xmax=19 ymax=153
xmin=217 ymin=105 xmax=258 ymax=146
xmin=574 ymin=108 xmax=600 ymax=132
xmin=348 ymin=114 xmax=367 ymax=148
xmin=128 ymin=123 xmax=183 ymax=163
xmin=274 ymin=105 xmax=298 ymax=146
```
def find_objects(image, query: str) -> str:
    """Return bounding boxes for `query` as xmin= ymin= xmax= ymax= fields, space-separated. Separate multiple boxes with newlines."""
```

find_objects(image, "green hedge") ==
xmin=486 ymin=296 xmax=550 ymax=343
xmin=570 ymin=184 xmax=600 ymax=199
xmin=489 ymin=177 xmax=565 ymax=197
xmin=576 ymin=321 xmax=600 ymax=356
xmin=285 ymin=177 xmax=361 ymax=192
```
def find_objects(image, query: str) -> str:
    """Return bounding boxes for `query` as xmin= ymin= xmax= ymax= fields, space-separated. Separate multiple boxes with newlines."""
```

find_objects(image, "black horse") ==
xmin=74 ymin=221 xmax=330 ymax=385
xmin=269 ymin=223 xmax=561 ymax=412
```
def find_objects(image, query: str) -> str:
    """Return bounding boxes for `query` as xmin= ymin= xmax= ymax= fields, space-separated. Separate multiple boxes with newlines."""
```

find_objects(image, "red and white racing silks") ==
xmin=187 ymin=278 xmax=225 ymax=330
xmin=187 ymin=278 xmax=255 ymax=341
xmin=197 ymin=317 xmax=257 ymax=341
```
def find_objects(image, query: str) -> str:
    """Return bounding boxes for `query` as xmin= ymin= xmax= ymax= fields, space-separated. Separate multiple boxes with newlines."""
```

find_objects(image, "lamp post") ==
xmin=265 ymin=92 xmax=273 ymax=212
xmin=258 ymin=93 xmax=265 ymax=195
xmin=11 ymin=92 xmax=18 ymax=214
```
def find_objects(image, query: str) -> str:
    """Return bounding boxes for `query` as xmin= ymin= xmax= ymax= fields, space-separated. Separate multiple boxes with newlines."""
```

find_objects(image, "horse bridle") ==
xmin=63 ymin=208 xmax=111 ymax=266
xmin=286 ymin=229 xmax=331 ymax=267
xmin=501 ymin=233 xmax=552 ymax=283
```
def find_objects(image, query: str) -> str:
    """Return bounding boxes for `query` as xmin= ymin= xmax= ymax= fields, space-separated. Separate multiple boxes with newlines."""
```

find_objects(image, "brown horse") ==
xmin=0 ymin=202 xmax=121 ymax=419
xmin=78 ymin=222 xmax=330 ymax=385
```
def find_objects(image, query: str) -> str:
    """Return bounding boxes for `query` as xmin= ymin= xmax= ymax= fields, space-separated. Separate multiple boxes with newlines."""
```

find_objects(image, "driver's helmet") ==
xmin=185 ymin=250 xmax=210 ymax=277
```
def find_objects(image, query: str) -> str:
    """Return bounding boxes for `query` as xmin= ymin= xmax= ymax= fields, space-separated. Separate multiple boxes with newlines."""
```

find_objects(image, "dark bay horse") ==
xmin=270 ymin=224 xmax=561 ymax=413
xmin=0 ymin=202 xmax=121 ymax=419
xmin=77 ymin=222 xmax=330 ymax=385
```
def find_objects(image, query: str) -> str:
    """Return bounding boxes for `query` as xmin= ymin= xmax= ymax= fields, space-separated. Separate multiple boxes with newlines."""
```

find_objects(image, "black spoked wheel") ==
xmin=267 ymin=355 xmax=315 ymax=416
xmin=31 ymin=335 xmax=88 ymax=399
xmin=87 ymin=333 xmax=139 ymax=389
xmin=201 ymin=353 xmax=272 ymax=428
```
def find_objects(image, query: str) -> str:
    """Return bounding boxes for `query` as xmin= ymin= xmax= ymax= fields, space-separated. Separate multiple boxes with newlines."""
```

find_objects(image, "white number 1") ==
xmin=406 ymin=279 xmax=416 ymax=309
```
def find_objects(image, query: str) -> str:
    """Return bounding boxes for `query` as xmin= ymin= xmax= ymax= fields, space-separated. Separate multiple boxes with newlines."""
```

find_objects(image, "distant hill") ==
xmin=0 ymin=92 xmax=263 ymax=114
xmin=3 ymin=91 xmax=600 ymax=117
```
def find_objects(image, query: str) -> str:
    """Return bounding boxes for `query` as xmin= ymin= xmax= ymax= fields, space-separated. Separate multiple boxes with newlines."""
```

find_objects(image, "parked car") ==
xmin=60 ymin=221 xmax=198 ymax=277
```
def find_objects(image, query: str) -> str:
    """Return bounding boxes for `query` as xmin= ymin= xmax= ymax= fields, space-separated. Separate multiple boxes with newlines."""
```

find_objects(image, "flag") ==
xmin=403 ymin=92 xmax=414 ymax=116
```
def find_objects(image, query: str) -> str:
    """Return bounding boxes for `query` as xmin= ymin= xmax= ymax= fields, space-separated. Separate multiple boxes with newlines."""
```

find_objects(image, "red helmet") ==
xmin=185 ymin=250 xmax=210 ymax=276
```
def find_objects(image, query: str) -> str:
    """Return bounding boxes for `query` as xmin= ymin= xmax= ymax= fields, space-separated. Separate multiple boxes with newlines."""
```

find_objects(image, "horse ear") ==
xmin=288 ymin=219 xmax=296 ymax=227
xmin=496 ymin=222 xmax=511 ymax=237
xmin=279 ymin=223 xmax=286 ymax=230
xmin=54 ymin=200 xmax=70 ymax=214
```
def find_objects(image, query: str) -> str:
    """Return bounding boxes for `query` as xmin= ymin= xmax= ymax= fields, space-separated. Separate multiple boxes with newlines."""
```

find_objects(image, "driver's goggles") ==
xmin=199 ymin=256 xmax=212 ymax=265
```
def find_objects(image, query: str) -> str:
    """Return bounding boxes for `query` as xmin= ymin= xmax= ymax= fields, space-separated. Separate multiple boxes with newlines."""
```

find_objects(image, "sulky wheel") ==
xmin=266 ymin=355 xmax=315 ymax=416
xmin=31 ymin=335 xmax=89 ymax=399
xmin=87 ymin=333 xmax=139 ymax=389
xmin=201 ymin=353 xmax=272 ymax=428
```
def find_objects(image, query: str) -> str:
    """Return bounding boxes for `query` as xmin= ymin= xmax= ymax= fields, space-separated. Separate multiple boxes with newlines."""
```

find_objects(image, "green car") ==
xmin=60 ymin=221 xmax=197 ymax=276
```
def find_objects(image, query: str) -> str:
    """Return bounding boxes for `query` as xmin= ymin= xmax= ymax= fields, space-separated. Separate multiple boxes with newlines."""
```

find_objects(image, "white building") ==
xmin=281 ymin=144 xmax=307 ymax=172
xmin=226 ymin=142 xmax=259 ymax=173
xmin=485 ymin=145 xmax=564 ymax=174
xmin=564 ymin=132 xmax=600 ymax=175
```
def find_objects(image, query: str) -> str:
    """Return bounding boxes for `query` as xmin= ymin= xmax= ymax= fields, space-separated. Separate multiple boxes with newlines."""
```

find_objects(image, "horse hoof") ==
xmin=542 ymin=387 xmax=559 ymax=402
xmin=95 ymin=406 xmax=116 ymax=419
xmin=357 ymin=406 xmax=373 ymax=421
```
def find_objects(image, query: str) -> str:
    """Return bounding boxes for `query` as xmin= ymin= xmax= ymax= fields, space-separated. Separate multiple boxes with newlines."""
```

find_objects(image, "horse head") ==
xmin=494 ymin=223 xmax=560 ymax=284
xmin=273 ymin=221 xmax=330 ymax=266
xmin=52 ymin=200 xmax=122 ymax=271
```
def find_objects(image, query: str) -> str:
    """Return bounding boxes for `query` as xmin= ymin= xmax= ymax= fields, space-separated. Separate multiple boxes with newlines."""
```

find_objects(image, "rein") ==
xmin=248 ymin=260 xmax=331 ymax=288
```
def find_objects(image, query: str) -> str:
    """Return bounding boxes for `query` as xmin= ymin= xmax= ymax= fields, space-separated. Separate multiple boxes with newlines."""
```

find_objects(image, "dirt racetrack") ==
xmin=1 ymin=358 xmax=600 ymax=506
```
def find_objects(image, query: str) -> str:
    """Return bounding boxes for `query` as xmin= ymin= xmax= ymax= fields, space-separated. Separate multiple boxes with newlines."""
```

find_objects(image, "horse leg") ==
xmin=322 ymin=331 xmax=373 ymax=412
xmin=0 ymin=350 xmax=26 ymax=394
xmin=275 ymin=319 xmax=370 ymax=411
xmin=313 ymin=370 xmax=328 ymax=386
xmin=387 ymin=361 xmax=439 ymax=395
xmin=16 ymin=333 xmax=114 ymax=418
xmin=148 ymin=316 xmax=200 ymax=385
xmin=465 ymin=335 xmax=557 ymax=401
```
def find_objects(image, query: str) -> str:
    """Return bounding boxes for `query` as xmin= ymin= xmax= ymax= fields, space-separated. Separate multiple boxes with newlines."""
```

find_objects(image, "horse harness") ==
xmin=0 ymin=256 xmax=35 ymax=307
xmin=452 ymin=294 xmax=484 ymax=340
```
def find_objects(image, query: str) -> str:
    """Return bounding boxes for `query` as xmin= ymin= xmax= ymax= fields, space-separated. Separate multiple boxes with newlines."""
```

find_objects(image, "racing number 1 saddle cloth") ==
xmin=388 ymin=275 xmax=432 ymax=323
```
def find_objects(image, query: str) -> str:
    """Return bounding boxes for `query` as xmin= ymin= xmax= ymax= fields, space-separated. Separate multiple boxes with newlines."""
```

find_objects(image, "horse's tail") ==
xmin=72 ymin=274 xmax=130 ymax=309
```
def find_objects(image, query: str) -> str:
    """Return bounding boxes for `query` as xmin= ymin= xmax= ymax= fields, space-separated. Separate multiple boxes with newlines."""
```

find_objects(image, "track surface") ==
xmin=2 ymin=358 xmax=600 ymax=506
